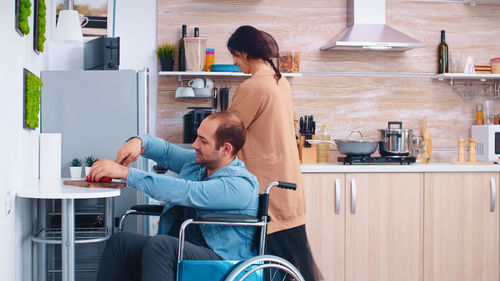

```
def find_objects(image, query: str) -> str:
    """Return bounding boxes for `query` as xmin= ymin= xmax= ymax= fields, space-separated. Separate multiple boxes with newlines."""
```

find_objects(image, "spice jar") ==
xmin=494 ymin=113 xmax=499 ymax=125
xmin=476 ymin=104 xmax=484 ymax=125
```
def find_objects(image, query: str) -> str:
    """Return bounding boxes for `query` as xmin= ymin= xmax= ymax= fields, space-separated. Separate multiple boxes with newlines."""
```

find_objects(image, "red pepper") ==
xmin=85 ymin=175 xmax=112 ymax=183
xmin=100 ymin=177 xmax=112 ymax=183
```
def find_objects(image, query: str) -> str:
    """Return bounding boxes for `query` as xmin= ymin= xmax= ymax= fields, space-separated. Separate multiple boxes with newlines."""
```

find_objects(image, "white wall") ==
xmin=0 ymin=1 xmax=156 ymax=280
xmin=113 ymin=0 xmax=157 ymax=136
xmin=0 ymin=1 xmax=47 ymax=280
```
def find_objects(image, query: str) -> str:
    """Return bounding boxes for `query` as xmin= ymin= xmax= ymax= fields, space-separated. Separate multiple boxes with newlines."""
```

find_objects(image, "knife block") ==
xmin=298 ymin=135 xmax=317 ymax=164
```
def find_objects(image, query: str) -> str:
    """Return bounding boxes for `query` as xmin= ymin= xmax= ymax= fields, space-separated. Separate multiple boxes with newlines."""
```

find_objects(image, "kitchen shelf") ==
xmin=32 ymin=227 xmax=111 ymax=244
xmin=433 ymin=73 xmax=500 ymax=100
xmin=432 ymin=73 xmax=500 ymax=85
xmin=159 ymin=71 xmax=302 ymax=81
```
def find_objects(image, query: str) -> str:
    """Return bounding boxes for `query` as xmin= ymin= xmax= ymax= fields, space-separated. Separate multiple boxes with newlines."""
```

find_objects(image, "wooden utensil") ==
xmin=63 ymin=180 xmax=126 ymax=189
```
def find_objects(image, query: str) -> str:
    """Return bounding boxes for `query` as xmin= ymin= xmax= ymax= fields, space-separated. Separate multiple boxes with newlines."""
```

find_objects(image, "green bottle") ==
xmin=438 ymin=30 xmax=448 ymax=74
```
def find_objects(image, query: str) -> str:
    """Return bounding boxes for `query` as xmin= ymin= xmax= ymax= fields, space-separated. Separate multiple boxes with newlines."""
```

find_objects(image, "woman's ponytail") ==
xmin=266 ymin=58 xmax=282 ymax=82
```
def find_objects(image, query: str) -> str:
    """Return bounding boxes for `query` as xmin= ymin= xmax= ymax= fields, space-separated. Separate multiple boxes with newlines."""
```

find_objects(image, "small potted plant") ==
xmin=69 ymin=158 xmax=82 ymax=179
xmin=84 ymin=155 xmax=98 ymax=176
xmin=156 ymin=43 xmax=175 ymax=71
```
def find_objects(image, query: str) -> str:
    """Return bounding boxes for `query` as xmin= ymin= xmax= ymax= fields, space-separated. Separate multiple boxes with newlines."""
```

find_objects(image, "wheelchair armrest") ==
xmin=194 ymin=213 xmax=259 ymax=223
xmin=130 ymin=204 xmax=164 ymax=215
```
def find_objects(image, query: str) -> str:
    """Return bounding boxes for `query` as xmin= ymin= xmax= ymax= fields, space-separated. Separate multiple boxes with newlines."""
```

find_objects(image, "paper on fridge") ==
xmin=39 ymin=133 xmax=62 ymax=179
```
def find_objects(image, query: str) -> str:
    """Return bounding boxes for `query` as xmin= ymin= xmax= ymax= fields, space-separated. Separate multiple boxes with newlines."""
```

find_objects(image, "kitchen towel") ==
xmin=39 ymin=133 xmax=62 ymax=179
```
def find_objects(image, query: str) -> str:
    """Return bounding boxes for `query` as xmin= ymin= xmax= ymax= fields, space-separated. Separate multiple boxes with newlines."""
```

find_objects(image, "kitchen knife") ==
xmin=224 ymin=90 xmax=229 ymax=111
xmin=212 ymin=87 xmax=218 ymax=109
xmin=220 ymin=88 xmax=225 ymax=112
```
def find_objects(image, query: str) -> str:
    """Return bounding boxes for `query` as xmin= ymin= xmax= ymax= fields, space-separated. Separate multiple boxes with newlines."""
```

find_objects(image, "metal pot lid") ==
xmin=335 ymin=131 xmax=377 ymax=143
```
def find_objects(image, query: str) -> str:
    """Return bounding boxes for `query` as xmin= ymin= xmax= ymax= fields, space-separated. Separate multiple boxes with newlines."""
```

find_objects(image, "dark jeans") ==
xmin=266 ymin=224 xmax=323 ymax=281
xmin=96 ymin=232 xmax=222 ymax=281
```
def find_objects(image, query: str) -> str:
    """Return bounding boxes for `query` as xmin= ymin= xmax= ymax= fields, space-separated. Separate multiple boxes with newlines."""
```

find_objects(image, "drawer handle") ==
xmin=335 ymin=179 xmax=341 ymax=215
xmin=491 ymin=178 xmax=497 ymax=212
xmin=351 ymin=179 xmax=357 ymax=214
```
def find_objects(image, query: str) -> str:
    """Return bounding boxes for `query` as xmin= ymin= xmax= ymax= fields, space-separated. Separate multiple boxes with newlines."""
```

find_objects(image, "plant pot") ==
xmin=160 ymin=58 xmax=175 ymax=71
xmin=85 ymin=167 xmax=91 ymax=177
xmin=70 ymin=166 xmax=82 ymax=179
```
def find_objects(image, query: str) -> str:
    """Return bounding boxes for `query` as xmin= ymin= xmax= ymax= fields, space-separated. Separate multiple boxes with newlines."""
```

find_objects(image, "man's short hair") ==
xmin=208 ymin=112 xmax=246 ymax=156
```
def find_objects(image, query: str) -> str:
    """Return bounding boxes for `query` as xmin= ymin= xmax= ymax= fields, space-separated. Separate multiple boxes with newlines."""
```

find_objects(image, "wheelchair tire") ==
xmin=224 ymin=255 xmax=305 ymax=281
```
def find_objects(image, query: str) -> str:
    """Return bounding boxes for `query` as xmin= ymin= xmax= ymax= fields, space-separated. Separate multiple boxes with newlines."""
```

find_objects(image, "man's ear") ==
xmin=221 ymin=142 xmax=234 ymax=157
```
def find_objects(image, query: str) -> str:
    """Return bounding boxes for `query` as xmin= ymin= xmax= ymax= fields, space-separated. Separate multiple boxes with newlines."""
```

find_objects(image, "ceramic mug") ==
xmin=188 ymin=78 xmax=205 ymax=89
xmin=79 ymin=14 xmax=89 ymax=27
xmin=175 ymin=87 xmax=195 ymax=98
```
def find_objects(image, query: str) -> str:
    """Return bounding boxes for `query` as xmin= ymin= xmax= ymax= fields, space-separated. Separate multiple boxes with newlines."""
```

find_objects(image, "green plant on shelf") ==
xmin=25 ymin=72 xmax=42 ymax=128
xmin=70 ymin=158 xmax=82 ymax=167
xmin=84 ymin=156 xmax=99 ymax=167
xmin=19 ymin=0 xmax=32 ymax=35
xmin=36 ymin=0 xmax=47 ymax=52
xmin=155 ymin=43 xmax=175 ymax=60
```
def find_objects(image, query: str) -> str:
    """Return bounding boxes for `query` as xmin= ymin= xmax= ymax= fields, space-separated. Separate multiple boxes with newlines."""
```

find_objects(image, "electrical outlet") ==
xmin=5 ymin=191 xmax=12 ymax=216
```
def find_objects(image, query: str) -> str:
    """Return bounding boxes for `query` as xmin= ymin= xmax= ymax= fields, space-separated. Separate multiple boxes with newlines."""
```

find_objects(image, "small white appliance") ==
xmin=471 ymin=125 xmax=500 ymax=161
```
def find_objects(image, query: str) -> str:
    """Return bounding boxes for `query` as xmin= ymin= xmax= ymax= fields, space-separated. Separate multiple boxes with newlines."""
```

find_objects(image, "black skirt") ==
xmin=265 ymin=224 xmax=323 ymax=281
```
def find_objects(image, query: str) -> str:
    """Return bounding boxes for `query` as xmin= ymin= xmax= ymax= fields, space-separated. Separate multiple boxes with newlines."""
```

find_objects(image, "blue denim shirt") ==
xmin=126 ymin=134 xmax=259 ymax=260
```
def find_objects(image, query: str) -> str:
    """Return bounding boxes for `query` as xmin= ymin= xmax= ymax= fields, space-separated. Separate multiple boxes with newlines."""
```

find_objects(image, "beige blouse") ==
xmin=228 ymin=66 xmax=305 ymax=234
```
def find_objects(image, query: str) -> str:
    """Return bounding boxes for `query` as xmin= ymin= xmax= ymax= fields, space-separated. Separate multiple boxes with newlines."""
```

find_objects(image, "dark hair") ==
xmin=227 ymin=25 xmax=282 ymax=81
xmin=208 ymin=112 xmax=246 ymax=156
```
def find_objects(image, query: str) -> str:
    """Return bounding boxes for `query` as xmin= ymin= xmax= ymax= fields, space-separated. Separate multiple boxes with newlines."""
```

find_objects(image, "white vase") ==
xmin=85 ymin=167 xmax=91 ymax=176
xmin=70 ymin=166 xmax=82 ymax=179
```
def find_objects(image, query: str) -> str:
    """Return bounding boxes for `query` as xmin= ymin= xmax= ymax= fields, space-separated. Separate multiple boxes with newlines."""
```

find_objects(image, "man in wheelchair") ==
xmin=88 ymin=112 xmax=260 ymax=281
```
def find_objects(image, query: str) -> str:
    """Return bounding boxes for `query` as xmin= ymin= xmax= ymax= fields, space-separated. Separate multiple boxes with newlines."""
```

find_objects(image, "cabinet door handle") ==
xmin=351 ymin=179 xmax=357 ymax=214
xmin=335 ymin=179 xmax=341 ymax=215
xmin=491 ymin=177 xmax=497 ymax=212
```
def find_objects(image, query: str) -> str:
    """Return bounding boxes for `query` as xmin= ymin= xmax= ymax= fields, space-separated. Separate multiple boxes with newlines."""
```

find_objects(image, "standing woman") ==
xmin=227 ymin=25 xmax=321 ymax=281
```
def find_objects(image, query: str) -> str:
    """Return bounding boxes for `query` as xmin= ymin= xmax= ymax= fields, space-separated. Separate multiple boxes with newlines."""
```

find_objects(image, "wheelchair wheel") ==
xmin=224 ymin=255 xmax=305 ymax=281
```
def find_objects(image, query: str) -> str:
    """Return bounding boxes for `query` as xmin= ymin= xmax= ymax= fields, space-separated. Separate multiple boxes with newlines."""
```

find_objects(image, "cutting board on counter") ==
xmin=63 ymin=180 xmax=126 ymax=189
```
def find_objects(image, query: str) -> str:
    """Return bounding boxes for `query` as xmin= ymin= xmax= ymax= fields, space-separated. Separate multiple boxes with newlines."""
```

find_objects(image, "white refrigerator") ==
xmin=40 ymin=69 xmax=150 ymax=281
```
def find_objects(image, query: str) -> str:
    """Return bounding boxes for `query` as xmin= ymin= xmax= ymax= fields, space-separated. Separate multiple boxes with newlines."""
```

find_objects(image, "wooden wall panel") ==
xmin=157 ymin=0 xmax=500 ymax=162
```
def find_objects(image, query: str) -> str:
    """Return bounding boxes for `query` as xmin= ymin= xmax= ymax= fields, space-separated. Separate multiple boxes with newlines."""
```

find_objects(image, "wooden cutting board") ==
xmin=63 ymin=180 xmax=127 ymax=189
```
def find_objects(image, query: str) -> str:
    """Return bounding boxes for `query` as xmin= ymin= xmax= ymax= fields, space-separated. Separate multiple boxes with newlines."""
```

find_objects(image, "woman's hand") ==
xmin=115 ymin=137 xmax=144 ymax=166
xmin=88 ymin=159 xmax=130 ymax=181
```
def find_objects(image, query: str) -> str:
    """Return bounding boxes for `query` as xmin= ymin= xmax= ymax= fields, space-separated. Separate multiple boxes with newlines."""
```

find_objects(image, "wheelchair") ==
xmin=118 ymin=181 xmax=306 ymax=281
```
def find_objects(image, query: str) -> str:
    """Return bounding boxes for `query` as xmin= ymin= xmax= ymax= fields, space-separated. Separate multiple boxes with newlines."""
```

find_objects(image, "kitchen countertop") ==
xmin=301 ymin=162 xmax=500 ymax=173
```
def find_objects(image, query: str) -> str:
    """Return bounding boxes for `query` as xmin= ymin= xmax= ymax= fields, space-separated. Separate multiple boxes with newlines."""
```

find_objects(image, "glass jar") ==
xmin=412 ymin=136 xmax=424 ymax=163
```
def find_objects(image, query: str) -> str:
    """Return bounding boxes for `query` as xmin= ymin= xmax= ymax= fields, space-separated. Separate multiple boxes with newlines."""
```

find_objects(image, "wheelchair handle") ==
xmin=264 ymin=181 xmax=296 ymax=194
xmin=277 ymin=181 xmax=296 ymax=190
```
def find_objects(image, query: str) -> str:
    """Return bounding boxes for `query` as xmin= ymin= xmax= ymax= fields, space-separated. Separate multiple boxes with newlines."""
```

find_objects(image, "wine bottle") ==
xmin=438 ymin=30 xmax=448 ymax=74
xmin=178 ymin=25 xmax=187 ymax=71
xmin=194 ymin=27 xmax=199 ymax=37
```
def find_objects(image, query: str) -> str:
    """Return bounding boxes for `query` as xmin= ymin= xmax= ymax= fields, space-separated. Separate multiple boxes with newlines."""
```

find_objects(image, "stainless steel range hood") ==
xmin=321 ymin=0 xmax=425 ymax=51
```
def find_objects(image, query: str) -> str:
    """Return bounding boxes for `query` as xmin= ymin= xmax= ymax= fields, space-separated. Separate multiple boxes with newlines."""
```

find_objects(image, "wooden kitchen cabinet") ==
xmin=424 ymin=172 xmax=500 ymax=281
xmin=303 ymin=173 xmax=345 ymax=281
xmin=304 ymin=173 xmax=424 ymax=281
xmin=345 ymin=173 xmax=424 ymax=281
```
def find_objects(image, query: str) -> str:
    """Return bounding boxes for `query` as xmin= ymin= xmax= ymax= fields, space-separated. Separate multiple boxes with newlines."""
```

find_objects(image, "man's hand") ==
xmin=88 ymin=159 xmax=130 ymax=182
xmin=115 ymin=137 xmax=144 ymax=166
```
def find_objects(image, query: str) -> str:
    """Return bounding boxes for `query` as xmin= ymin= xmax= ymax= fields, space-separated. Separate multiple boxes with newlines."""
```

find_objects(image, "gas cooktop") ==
xmin=339 ymin=155 xmax=416 ymax=165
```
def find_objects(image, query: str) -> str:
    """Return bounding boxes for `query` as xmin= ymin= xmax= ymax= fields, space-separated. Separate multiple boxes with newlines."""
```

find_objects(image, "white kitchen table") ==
xmin=17 ymin=178 xmax=121 ymax=281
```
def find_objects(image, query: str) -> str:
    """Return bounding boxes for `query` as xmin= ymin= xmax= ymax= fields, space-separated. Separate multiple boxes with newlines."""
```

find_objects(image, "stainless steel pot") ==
xmin=378 ymin=122 xmax=412 ymax=156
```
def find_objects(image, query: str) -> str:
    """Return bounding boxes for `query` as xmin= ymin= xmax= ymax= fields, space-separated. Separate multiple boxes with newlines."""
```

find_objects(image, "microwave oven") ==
xmin=471 ymin=125 xmax=500 ymax=161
